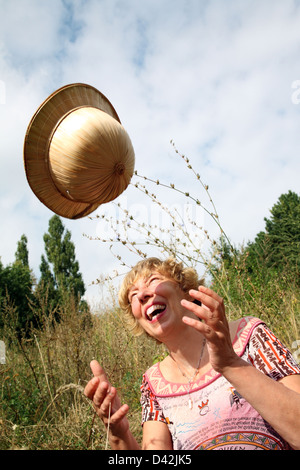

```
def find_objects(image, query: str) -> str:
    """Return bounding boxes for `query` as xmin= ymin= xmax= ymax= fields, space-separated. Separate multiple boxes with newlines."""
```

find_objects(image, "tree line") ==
xmin=211 ymin=190 xmax=300 ymax=307
xmin=0 ymin=190 xmax=299 ymax=338
xmin=0 ymin=215 xmax=87 ymax=337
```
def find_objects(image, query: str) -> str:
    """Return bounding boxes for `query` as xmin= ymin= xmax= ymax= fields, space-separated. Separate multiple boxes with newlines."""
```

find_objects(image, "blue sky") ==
xmin=0 ymin=0 xmax=300 ymax=306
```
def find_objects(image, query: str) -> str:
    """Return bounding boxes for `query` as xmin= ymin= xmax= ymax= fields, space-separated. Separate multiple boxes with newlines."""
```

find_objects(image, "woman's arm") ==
xmin=181 ymin=286 xmax=300 ymax=450
xmin=142 ymin=421 xmax=173 ymax=450
xmin=221 ymin=354 xmax=300 ymax=450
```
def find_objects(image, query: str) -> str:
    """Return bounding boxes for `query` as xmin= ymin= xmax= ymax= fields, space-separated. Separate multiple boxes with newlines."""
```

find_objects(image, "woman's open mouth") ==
xmin=146 ymin=303 xmax=166 ymax=322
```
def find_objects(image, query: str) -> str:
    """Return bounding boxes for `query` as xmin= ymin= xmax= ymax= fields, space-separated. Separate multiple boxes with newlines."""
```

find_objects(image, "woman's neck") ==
xmin=164 ymin=324 xmax=207 ymax=373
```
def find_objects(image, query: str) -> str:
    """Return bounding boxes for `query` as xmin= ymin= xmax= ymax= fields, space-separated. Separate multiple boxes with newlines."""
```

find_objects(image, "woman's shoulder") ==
xmin=229 ymin=316 xmax=263 ymax=337
xmin=144 ymin=355 xmax=170 ymax=379
xmin=143 ymin=360 xmax=162 ymax=380
xmin=230 ymin=316 xmax=264 ymax=356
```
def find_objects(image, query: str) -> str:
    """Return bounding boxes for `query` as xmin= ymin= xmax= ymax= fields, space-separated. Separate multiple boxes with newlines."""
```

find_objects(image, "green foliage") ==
xmin=0 ymin=235 xmax=35 ymax=336
xmin=37 ymin=215 xmax=86 ymax=312
xmin=15 ymin=234 xmax=29 ymax=267
xmin=236 ymin=191 xmax=299 ymax=285
xmin=209 ymin=191 xmax=300 ymax=345
xmin=263 ymin=191 xmax=300 ymax=279
xmin=211 ymin=191 xmax=299 ymax=291
xmin=0 ymin=215 xmax=87 ymax=337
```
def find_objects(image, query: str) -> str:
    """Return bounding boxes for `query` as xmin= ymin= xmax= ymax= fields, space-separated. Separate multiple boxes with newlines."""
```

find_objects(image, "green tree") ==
xmin=210 ymin=191 xmax=300 ymax=312
xmin=0 ymin=235 xmax=35 ymax=336
xmin=243 ymin=191 xmax=300 ymax=285
xmin=37 ymin=215 xmax=86 ymax=311
xmin=15 ymin=234 xmax=29 ymax=267
xmin=264 ymin=191 xmax=300 ymax=275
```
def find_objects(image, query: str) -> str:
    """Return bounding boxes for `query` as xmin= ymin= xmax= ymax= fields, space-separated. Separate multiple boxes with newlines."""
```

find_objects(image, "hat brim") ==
xmin=24 ymin=83 xmax=122 ymax=219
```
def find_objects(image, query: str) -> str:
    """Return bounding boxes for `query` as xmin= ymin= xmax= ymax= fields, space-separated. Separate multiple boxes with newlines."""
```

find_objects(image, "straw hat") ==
xmin=24 ymin=83 xmax=135 ymax=219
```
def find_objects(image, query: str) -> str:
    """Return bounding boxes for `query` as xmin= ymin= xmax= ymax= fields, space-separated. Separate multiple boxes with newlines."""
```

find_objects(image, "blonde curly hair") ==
xmin=118 ymin=257 xmax=204 ymax=337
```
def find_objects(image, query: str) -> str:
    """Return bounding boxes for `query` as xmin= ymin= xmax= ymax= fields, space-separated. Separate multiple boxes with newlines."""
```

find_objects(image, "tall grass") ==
xmin=1 ymin=276 xmax=298 ymax=450
xmin=0 ymin=291 xmax=164 ymax=450
xmin=1 ymin=143 xmax=299 ymax=449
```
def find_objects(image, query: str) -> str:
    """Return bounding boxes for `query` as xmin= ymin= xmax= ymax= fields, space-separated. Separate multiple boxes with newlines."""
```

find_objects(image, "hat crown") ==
xmin=48 ymin=107 xmax=135 ymax=204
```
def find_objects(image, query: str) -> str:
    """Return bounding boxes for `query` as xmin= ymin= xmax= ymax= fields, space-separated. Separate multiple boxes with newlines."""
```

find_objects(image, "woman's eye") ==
xmin=149 ymin=276 xmax=161 ymax=283
xmin=128 ymin=292 xmax=137 ymax=303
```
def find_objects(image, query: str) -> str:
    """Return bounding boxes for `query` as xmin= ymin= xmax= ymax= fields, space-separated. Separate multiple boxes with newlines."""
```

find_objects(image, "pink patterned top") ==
xmin=140 ymin=317 xmax=300 ymax=450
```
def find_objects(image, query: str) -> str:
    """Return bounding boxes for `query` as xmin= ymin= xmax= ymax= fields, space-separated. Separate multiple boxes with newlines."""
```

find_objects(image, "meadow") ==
xmin=1 ymin=148 xmax=299 ymax=450
xmin=1 ymin=255 xmax=299 ymax=450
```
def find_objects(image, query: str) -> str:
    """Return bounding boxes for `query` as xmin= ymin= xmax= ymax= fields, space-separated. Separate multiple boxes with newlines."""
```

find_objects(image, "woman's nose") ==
xmin=137 ymin=288 xmax=151 ymax=303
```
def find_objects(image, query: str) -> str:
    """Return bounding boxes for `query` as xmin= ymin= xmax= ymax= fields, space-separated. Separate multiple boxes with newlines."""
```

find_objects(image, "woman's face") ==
xmin=128 ymin=272 xmax=189 ymax=340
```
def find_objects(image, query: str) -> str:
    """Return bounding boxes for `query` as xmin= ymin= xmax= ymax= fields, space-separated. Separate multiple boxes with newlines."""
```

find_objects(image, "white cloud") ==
xmin=0 ymin=0 xmax=300 ymax=304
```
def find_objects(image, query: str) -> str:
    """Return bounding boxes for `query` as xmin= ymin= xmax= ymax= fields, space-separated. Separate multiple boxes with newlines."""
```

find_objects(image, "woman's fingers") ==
xmin=182 ymin=286 xmax=225 ymax=323
xmin=84 ymin=376 xmax=100 ymax=400
xmin=93 ymin=381 xmax=112 ymax=410
xmin=109 ymin=404 xmax=130 ymax=425
xmin=191 ymin=286 xmax=224 ymax=312
xmin=84 ymin=360 xmax=113 ymax=415
xmin=90 ymin=359 xmax=109 ymax=382
xmin=181 ymin=285 xmax=229 ymax=341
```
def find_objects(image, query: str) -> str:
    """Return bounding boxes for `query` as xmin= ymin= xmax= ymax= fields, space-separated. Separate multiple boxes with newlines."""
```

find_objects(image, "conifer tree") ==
xmin=38 ymin=215 xmax=86 ymax=309
xmin=264 ymin=190 xmax=300 ymax=275
xmin=0 ymin=234 xmax=34 ymax=336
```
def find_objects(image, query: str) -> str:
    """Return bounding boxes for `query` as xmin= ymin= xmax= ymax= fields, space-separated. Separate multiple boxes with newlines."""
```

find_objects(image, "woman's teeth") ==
xmin=146 ymin=304 xmax=166 ymax=321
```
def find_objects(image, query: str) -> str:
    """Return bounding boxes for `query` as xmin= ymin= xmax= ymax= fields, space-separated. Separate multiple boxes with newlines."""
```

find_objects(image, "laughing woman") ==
xmin=84 ymin=257 xmax=300 ymax=450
